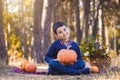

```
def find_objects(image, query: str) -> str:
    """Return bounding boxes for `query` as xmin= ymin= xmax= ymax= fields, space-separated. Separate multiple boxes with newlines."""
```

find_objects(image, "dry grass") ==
xmin=0 ymin=55 xmax=120 ymax=80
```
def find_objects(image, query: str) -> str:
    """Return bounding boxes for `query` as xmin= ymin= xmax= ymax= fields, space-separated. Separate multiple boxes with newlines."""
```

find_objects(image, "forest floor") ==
xmin=1 ymin=57 xmax=120 ymax=80
xmin=0 ymin=64 xmax=120 ymax=80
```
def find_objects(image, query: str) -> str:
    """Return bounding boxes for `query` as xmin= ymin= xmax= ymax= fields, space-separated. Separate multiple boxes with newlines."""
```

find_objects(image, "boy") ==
xmin=44 ymin=21 xmax=91 ymax=75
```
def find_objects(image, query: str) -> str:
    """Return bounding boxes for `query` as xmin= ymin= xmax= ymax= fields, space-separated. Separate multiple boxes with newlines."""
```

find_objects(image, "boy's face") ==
xmin=55 ymin=25 xmax=70 ymax=41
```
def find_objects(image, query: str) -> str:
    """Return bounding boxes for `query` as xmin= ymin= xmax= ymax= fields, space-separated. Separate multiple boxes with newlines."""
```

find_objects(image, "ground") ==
xmin=0 ymin=64 xmax=120 ymax=80
xmin=0 ymin=56 xmax=120 ymax=80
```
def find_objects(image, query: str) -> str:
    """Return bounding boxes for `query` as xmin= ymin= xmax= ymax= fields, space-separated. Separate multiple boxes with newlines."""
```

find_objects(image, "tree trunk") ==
xmin=19 ymin=0 xmax=29 ymax=59
xmin=34 ymin=0 xmax=44 ymax=63
xmin=43 ymin=0 xmax=55 ymax=57
xmin=101 ymin=5 xmax=105 ymax=40
xmin=74 ymin=0 xmax=82 ymax=45
xmin=98 ymin=1 xmax=104 ymax=39
xmin=0 ymin=0 xmax=8 ymax=65
xmin=105 ymin=27 xmax=109 ymax=52
xmin=92 ymin=0 xmax=100 ymax=38
xmin=82 ymin=0 xmax=90 ymax=39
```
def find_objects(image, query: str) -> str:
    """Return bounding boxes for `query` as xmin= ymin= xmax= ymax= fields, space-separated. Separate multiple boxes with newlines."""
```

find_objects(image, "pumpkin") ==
xmin=57 ymin=46 xmax=77 ymax=65
xmin=91 ymin=66 xmax=99 ymax=73
xmin=25 ymin=63 xmax=36 ymax=73
xmin=21 ymin=61 xmax=28 ymax=71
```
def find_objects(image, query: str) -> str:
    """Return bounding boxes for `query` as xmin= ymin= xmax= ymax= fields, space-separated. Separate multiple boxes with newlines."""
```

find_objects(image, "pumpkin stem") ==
xmin=67 ymin=45 xmax=72 ymax=50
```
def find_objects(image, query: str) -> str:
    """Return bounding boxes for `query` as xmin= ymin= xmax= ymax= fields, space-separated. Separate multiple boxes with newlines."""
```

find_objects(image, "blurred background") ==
xmin=0 ymin=0 xmax=120 ymax=65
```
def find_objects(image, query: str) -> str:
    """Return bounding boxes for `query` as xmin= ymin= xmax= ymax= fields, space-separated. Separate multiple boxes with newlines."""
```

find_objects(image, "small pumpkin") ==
xmin=57 ymin=46 xmax=77 ymax=65
xmin=21 ymin=61 xmax=28 ymax=71
xmin=91 ymin=66 xmax=99 ymax=73
xmin=25 ymin=63 xmax=36 ymax=73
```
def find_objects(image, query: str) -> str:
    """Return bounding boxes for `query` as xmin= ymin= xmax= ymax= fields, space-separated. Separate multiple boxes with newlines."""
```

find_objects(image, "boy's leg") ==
xmin=68 ymin=59 xmax=85 ymax=70
xmin=47 ymin=67 xmax=57 ymax=75
xmin=79 ymin=62 xmax=91 ymax=74
xmin=68 ymin=60 xmax=91 ymax=74
xmin=49 ymin=59 xmax=80 ymax=75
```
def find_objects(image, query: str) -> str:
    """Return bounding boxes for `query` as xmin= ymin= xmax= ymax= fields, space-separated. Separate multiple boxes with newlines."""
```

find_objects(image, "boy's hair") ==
xmin=53 ymin=21 xmax=66 ymax=34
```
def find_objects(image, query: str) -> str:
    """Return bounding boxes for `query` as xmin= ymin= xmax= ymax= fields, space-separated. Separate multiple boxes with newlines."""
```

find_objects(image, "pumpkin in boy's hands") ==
xmin=25 ymin=63 xmax=36 ymax=72
xmin=91 ymin=66 xmax=99 ymax=73
xmin=57 ymin=46 xmax=77 ymax=65
xmin=21 ymin=61 xmax=28 ymax=71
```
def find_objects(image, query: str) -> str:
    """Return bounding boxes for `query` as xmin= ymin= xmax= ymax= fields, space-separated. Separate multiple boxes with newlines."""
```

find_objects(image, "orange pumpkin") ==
xmin=91 ymin=66 xmax=99 ymax=73
xmin=57 ymin=46 xmax=77 ymax=65
xmin=21 ymin=61 xmax=28 ymax=71
xmin=25 ymin=63 xmax=36 ymax=73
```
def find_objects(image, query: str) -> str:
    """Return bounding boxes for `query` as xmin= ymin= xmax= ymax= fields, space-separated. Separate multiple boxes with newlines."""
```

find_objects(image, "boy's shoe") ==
xmin=47 ymin=68 xmax=54 ymax=75
xmin=80 ymin=68 xmax=91 ymax=74
xmin=47 ymin=67 xmax=58 ymax=75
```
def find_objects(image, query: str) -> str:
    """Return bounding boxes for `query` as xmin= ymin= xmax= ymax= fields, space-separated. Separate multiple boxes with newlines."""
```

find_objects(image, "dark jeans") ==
xmin=48 ymin=59 xmax=90 ymax=75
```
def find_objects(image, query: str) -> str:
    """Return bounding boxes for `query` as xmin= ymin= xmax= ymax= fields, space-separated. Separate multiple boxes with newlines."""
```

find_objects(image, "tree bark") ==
xmin=74 ymin=0 xmax=82 ymax=45
xmin=82 ymin=0 xmax=90 ymax=39
xmin=43 ymin=0 xmax=55 ymax=57
xmin=19 ymin=0 xmax=29 ymax=59
xmin=34 ymin=0 xmax=44 ymax=63
xmin=0 ymin=0 xmax=8 ymax=65
xmin=92 ymin=0 xmax=100 ymax=38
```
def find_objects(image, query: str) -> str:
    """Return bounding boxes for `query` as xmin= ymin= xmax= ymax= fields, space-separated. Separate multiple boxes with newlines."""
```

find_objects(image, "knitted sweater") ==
xmin=44 ymin=39 xmax=83 ymax=63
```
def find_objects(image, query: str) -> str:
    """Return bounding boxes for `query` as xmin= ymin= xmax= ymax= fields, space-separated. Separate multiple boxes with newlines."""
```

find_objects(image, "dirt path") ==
xmin=0 ymin=64 xmax=120 ymax=80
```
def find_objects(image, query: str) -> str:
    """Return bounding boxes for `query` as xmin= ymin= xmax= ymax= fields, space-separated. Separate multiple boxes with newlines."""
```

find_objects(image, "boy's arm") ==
xmin=44 ymin=44 xmax=56 ymax=63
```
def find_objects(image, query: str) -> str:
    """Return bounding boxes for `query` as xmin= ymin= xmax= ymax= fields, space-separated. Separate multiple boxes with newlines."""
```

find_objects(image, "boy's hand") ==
xmin=61 ymin=62 xmax=75 ymax=66
xmin=56 ymin=58 xmax=76 ymax=65
xmin=54 ymin=59 xmax=59 ymax=61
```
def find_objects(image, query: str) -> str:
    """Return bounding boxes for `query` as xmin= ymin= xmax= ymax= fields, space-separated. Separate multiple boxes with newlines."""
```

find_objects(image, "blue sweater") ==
xmin=44 ymin=39 xmax=83 ymax=63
